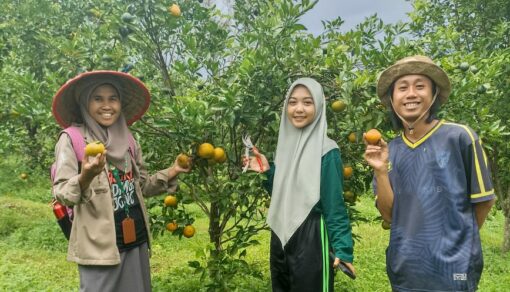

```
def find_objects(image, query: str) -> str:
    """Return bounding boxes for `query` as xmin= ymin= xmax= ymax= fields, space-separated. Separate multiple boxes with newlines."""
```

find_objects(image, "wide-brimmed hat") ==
xmin=376 ymin=55 xmax=451 ymax=107
xmin=52 ymin=70 xmax=150 ymax=128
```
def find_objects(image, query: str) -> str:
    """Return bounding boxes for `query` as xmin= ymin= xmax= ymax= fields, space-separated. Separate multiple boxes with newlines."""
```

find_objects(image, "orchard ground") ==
xmin=1 ymin=156 xmax=508 ymax=291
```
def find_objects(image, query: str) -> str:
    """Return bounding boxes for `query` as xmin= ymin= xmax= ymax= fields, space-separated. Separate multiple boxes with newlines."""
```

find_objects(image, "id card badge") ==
xmin=122 ymin=217 xmax=136 ymax=244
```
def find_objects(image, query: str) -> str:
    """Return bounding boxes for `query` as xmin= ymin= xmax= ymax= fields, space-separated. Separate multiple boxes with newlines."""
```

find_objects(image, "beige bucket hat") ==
xmin=376 ymin=55 xmax=451 ymax=107
xmin=52 ymin=70 xmax=150 ymax=128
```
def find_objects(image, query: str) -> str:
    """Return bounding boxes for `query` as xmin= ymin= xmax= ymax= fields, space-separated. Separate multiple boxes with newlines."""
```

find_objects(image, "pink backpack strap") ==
xmin=50 ymin=126 xmax=85 ymax=185
xmin=62 ymin=126 xmax=86 ymax=162
xmin=127 ymin=132 xmax=137 ymax=160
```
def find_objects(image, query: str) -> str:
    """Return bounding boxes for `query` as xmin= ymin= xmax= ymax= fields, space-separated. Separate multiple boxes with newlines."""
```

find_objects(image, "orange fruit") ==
xmin=168 ymin=4 xmax=181 ymax=17
xmin=85 ymin=141 xmax=105 ymax=156
xmin=365 ymin=129 xmax=382 ymax=145
xmin=331 ymin=100 xmax=347 ymax=112
xmin=213 ymin=147 xmax=227 ymax=163
xmin=348 ymin=132 xmax=356 ymax=143
xmin=177 ymin=153 xmax=190 ymax=169
xmin=183 ymin=225 xmax=195 ymax=238
xmin=20 ymin=173 xmax=28 ymax=180
xmin=164 ymin=195 xmax=178 ymax=207
xmin=381 ymin=220 xmax=391 ymax=230
xmin=198 ymin=143 xmax=214 ymax=159
xmin=343 ymin=166 xmax=353 ymax=179
xmin=343 ymin=191 xmax=356 ymax=204
xmin=166 ymin=221 xmax=178 ymax=232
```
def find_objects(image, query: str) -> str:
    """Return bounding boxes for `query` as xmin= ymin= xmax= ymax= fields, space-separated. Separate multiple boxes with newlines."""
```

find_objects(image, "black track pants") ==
xmin=270 ymin=211 xmax=334 ymax=292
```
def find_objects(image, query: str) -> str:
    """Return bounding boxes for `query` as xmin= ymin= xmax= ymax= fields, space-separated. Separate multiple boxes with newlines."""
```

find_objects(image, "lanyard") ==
xmin=109 ymin=154 xmax=130 ymax=217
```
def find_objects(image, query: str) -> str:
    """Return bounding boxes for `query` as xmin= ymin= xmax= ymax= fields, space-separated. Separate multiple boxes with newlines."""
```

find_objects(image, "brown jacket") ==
xmin=53 ymin=126 xmax=178 ymax=265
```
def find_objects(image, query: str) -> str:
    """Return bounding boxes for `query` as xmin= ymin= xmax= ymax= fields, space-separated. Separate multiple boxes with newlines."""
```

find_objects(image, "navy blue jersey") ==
xmin=375 ymin=120 xmax=495 ymax=292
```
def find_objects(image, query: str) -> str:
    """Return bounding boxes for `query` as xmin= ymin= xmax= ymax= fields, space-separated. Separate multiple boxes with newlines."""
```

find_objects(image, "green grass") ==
xmin=1 ymin=156 xmax=508 ymax=291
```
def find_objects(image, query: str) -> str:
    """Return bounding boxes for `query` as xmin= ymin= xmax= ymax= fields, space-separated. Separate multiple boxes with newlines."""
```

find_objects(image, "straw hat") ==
xmin=376 ymin=55 xmax=451 ymax=107
xmin=52 ymin=71 xmax=150 ymax=128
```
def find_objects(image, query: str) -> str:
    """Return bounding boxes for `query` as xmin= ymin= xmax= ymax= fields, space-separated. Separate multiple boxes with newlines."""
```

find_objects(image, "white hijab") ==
xmin=267 ymin=77 xmax=338 ymax=248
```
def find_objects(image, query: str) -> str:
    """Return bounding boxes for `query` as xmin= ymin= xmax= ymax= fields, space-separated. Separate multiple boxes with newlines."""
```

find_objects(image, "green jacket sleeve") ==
xmin=263 ymin=163 xmax=275 ymax=195
xmin=319 ymin=149 xmax=354 ymax=263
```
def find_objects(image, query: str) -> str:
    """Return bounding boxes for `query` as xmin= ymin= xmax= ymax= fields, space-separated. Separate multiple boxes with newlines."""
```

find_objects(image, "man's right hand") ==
xmin=363 ymin=134 xmax=389 ymax=173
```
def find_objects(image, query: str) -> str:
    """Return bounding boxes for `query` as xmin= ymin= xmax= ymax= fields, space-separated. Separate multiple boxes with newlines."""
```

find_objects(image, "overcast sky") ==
xmin=214 ymin=0 xmax=413 ymax=34
xmin=300 ymin=0 xmax=413 ymax=34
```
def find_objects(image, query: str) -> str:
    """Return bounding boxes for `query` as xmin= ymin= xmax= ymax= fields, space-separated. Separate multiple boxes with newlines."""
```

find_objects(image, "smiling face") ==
xmin=87 ymin=84 xmax=121 ymax=127
xmin=391 ymin=74 xmax=435 ymax=123
xmin=286 ymin=85 xmax=316 ymax=129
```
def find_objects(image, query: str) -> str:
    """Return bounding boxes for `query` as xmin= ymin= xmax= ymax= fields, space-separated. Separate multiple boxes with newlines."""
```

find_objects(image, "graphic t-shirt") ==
xmin=374 ymin=121 xmax=495 ymax=291
xmin=108 ymin=167 xmax=148 ymax=252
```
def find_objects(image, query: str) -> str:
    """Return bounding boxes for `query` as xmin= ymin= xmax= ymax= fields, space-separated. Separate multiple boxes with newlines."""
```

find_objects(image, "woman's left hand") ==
xmin=168 ymin=156 xmax=192 ymax=178
xmin=334 ymin=258 xmax=356 ymax=276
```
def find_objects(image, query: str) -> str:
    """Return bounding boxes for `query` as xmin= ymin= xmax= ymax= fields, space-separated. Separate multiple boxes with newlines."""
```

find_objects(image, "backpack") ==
xmin=50 ymin=126 xmax=136 ymax=240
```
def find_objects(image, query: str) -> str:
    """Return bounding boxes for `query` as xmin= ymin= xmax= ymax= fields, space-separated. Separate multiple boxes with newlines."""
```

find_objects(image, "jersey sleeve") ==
xmin=461 ymin=130 xmax=495 ymax=203
xmin=320 ymin=149 xmax=354 ymax=262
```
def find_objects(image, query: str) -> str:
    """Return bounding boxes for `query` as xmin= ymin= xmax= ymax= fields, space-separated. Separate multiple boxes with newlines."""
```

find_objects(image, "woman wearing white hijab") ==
xmin=245 ymin=77 xmax=355 ymax=291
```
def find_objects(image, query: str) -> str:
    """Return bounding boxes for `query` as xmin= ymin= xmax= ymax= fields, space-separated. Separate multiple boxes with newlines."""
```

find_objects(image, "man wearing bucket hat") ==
xmin=52 ymin=71 xmax=190 ymax=291
xmin=364 ymin=56 xmax=495 ymax=291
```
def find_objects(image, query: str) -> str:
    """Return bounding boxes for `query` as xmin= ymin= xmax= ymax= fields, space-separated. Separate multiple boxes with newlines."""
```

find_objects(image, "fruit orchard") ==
xmin=0 ymin=0 xmax=508 ymax=289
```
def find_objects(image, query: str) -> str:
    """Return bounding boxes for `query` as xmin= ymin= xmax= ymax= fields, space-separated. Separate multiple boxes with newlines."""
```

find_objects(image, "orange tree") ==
xmin=120 ymin=0 xmax=329 ymax=287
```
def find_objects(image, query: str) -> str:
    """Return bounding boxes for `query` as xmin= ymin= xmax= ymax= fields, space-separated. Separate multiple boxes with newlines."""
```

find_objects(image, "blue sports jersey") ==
xmin=374 ymin=120 xmax=495 ymax=292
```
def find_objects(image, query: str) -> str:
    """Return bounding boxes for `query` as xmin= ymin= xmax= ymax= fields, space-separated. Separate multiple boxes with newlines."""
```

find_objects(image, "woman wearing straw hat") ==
xmin=363 ymin=56 xmax=495 ymax=291
xmin=244 ymin=77 xmax=355 ymax=291
xmin=52 ymin=71 xmax=190 ymax=291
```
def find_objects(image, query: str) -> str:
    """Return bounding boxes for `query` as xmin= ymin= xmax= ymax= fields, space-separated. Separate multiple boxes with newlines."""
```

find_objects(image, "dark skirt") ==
xmin=270 ymin=212 xmax=335 ymax=292
xmin=78 ymin=242 xmax=151 ymax=292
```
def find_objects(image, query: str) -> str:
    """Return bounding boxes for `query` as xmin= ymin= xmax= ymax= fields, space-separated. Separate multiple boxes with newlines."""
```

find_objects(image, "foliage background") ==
xmin=0 ymin=0 xmax=509 ymax=290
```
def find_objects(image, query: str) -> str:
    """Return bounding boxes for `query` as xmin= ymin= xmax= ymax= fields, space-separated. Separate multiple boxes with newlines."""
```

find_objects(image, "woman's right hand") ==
xmin=79 ymin=151 xmax=107 ymax=189
xmin=242 ymin=148 xmax=270 ymax=173
xmin=363 ymin=134 xmax=389 ymax=173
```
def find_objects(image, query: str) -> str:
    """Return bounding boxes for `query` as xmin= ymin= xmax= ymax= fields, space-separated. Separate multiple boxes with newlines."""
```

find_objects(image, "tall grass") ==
xmin=0 ymin=156 xmax=508 ymax=291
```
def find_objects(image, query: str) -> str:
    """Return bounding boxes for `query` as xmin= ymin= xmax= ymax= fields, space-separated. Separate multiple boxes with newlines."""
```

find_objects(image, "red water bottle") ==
xmin=53 ymin=201 xmax=67 ymax=220
xmin=53 ymin=201 xmax=72 ymax=240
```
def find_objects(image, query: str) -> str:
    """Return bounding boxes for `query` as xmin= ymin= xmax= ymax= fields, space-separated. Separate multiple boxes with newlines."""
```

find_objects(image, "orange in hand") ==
xmin=85 ymin=141 xmax=105 ymax=156
xmin=177 ymin=153 xmax=190 ymax=169
xmin=365 ymin=129 xmax=382 ymax=145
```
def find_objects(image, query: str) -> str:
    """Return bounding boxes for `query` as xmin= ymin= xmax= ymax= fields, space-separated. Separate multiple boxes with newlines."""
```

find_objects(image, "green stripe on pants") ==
xmin=321 ymin=216 xmax=330 ymax=292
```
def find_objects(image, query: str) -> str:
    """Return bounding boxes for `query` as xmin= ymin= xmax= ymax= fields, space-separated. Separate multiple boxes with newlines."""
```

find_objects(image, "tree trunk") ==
xmin=489 ymin=148 xmax=510 ymax=253
xmin=208 ymin=200 xmax=222 ymax=253
xmin=503 ymin=215 xmax=510 ymax=253
xmin=502 ymin=186 xmax=510 ymax=253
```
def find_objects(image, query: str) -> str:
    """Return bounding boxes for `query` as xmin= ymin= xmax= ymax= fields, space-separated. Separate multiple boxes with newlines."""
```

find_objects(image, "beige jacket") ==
xmin=53 ymin=126 xmax=178 ymax=265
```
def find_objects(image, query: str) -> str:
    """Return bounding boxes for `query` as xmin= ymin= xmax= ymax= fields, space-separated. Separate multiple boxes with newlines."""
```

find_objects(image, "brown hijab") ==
xmin=77 ymin=78 xmax=132 ymax=172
